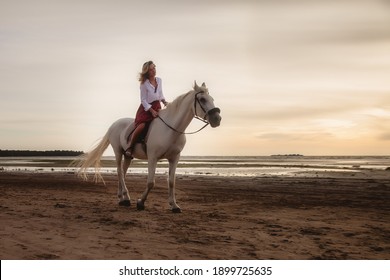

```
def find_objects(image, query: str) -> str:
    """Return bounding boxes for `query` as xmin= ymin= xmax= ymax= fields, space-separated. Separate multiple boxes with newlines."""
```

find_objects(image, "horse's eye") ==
xmin=199 ymin=97 xmax=206 ymax=104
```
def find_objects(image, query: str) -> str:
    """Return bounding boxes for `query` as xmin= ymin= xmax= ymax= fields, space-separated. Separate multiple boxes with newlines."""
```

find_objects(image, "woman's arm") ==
xmin=140 ymin=83 xmax=152 ymax=111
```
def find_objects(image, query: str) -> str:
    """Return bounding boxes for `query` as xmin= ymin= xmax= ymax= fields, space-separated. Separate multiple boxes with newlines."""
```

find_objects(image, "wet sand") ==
xmin=0 ymin=170 xmax=389 ymax=259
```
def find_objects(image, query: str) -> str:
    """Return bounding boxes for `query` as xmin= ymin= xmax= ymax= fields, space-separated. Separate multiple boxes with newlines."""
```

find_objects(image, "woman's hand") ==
xmin=149 ymin=108 xmax=159 ymax=118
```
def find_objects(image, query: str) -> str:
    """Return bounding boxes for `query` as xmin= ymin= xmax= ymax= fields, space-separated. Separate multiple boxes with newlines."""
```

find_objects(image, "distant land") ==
xmin=270 ymin=154 xmax=304 ymax=157
xmin=0 ymin=150 xmax=84 ymax=157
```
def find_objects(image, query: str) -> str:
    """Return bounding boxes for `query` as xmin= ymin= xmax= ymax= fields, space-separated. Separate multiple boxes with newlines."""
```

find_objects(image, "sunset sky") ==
xmin=1 ymin=0 xmax=389 ymax=156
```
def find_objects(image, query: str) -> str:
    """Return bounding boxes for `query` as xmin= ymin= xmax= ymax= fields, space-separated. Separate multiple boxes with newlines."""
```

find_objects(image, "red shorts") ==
xmin=134 ymin=100 xmax=161 ymax=127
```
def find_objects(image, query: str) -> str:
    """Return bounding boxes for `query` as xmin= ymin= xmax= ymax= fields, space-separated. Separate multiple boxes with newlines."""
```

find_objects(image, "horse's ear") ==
xmin=201 ymin=82 xmax=206 ymax=87
xmin=194 ymin=80 xmax=200 ymax=91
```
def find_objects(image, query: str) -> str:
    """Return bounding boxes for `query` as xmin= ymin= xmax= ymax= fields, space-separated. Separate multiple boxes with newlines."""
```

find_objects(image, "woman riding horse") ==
xmin=125 ymin=61 xmax=168 ymax=158
xmin=77 ymin=79 xmax=221 ymax=212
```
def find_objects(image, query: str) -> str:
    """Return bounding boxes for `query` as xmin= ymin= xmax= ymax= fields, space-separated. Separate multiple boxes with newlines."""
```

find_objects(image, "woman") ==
xmin=125 ymin=61 xmax=168 ymax=157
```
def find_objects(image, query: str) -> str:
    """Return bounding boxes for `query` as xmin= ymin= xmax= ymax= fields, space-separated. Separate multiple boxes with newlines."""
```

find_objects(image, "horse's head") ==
xmin=193 ymin=81 xmax=222 ymax=128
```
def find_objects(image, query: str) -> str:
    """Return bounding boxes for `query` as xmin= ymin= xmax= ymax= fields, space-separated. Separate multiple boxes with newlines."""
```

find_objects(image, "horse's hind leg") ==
xmin=116 ymin=152 xmax=131 ymax=206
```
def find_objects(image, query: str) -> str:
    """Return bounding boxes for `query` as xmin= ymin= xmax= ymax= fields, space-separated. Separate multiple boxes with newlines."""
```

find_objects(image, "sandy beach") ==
xmin=0 ymin=170 xmax=389 ymax=260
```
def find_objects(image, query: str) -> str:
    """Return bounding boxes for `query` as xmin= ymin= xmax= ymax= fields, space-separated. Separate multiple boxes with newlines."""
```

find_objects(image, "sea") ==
xmin=0 ymin=156 xmax=389 ymax=177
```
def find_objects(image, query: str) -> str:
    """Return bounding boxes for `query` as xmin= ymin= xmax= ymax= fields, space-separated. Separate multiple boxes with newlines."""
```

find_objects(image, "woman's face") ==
xmin=148 ymin=64 xmax=156 ymax=78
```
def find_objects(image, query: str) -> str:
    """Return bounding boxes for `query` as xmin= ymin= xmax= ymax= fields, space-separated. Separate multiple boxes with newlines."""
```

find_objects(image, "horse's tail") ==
xmin=74 ymin=132 xmax=110 ymax=184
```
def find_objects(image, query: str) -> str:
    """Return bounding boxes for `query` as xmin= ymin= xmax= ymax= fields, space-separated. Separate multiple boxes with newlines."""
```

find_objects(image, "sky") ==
xmin=0 ymin=0 xmax=389 ymax=156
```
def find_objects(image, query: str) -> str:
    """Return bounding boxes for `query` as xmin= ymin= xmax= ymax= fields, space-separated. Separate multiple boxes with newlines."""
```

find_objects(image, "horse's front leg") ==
xmin=137 ymin=157 xmax=157 ymax=210
xmin=168 ymin=155 xmax=181 ymax=213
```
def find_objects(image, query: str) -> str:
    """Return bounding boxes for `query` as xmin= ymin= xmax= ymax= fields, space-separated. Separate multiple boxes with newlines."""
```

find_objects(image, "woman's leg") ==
xmin=125 ymin=123 xmax=146 ymax=157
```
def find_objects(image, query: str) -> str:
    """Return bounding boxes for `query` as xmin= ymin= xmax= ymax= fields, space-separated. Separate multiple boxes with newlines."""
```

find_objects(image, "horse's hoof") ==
xmin=136 ymin=199 xmax=145 ymax=211
xmin=118 ymin=200 xmax=131 ymax=207
xmin=172 ymin=207 xmax=182 ymax=213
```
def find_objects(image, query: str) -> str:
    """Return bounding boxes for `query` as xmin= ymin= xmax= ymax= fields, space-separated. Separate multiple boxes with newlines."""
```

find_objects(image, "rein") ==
xmin=157 ymin=115 xmax=209 ymax=135
xmin=157 ymin=91 xmax=216 ymax=135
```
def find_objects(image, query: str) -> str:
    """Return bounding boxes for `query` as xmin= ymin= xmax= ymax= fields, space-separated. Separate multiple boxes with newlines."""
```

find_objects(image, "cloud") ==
xmin=255 ymin=131 xmax=334 ymax=142
xmin=378 ymin=132 xmax=390 ymax=141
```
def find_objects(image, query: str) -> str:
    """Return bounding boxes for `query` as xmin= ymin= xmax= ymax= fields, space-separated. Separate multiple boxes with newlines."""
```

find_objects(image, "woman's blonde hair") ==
xmin=138 ymin=61 xmax=155 ymax=84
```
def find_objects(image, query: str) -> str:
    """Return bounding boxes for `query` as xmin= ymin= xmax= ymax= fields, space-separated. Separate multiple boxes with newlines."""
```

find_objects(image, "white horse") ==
xmin=77 ymin=82 xmax=221 ymax=213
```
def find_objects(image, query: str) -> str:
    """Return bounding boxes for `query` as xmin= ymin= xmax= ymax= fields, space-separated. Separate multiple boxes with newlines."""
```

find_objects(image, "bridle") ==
xmin=158 ymin=91 xmax=220 ymax=135
xmin=194 ymin=91 xmax=221 ymax=121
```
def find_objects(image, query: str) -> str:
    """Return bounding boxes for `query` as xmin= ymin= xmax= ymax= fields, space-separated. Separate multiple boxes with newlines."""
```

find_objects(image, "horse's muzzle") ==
xmin=208 ymin=107 xmax=221 ymax=128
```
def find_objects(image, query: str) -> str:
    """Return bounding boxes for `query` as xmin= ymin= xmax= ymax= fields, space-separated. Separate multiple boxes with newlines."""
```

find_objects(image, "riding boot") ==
xmin=125 ymin=123 xmax=145 ymax=158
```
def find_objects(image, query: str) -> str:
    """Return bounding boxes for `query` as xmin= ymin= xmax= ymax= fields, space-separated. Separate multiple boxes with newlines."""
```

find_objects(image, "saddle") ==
xmin=129 ymin=123 xmax=150 ymax=142
xmin=123 ymin=122 xmax=151 ymax=155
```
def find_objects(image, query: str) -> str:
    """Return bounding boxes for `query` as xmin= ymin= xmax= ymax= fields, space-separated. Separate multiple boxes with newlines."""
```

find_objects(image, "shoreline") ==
xmin=1 ymin=155 xmax=389 ymax=178
xmin=1 ymin=165 xmax=389 ymax=180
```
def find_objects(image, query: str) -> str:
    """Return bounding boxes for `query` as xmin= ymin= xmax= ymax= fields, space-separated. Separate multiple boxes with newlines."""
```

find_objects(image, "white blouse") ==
xmin=140 ymin=77 xmax=166 ymax=111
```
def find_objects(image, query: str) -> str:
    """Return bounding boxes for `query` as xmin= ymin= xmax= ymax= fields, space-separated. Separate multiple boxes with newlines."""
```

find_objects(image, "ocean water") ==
xmin=1 ymin=156 xmax=389 ymax=177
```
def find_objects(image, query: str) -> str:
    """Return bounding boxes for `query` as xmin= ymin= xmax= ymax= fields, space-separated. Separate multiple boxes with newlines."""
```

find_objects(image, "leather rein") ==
xmin=157 ymin=91 xmax=220 ymax=135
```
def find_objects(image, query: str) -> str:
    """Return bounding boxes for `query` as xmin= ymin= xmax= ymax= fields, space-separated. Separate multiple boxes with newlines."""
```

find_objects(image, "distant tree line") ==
xmin=0 ymin=150 xmax=84 ymax=157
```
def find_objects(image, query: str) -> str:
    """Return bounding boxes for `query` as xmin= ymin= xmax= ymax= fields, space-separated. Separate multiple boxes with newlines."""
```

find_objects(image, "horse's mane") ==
xmin=165 ymin=90 xmax=194 ymax=112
